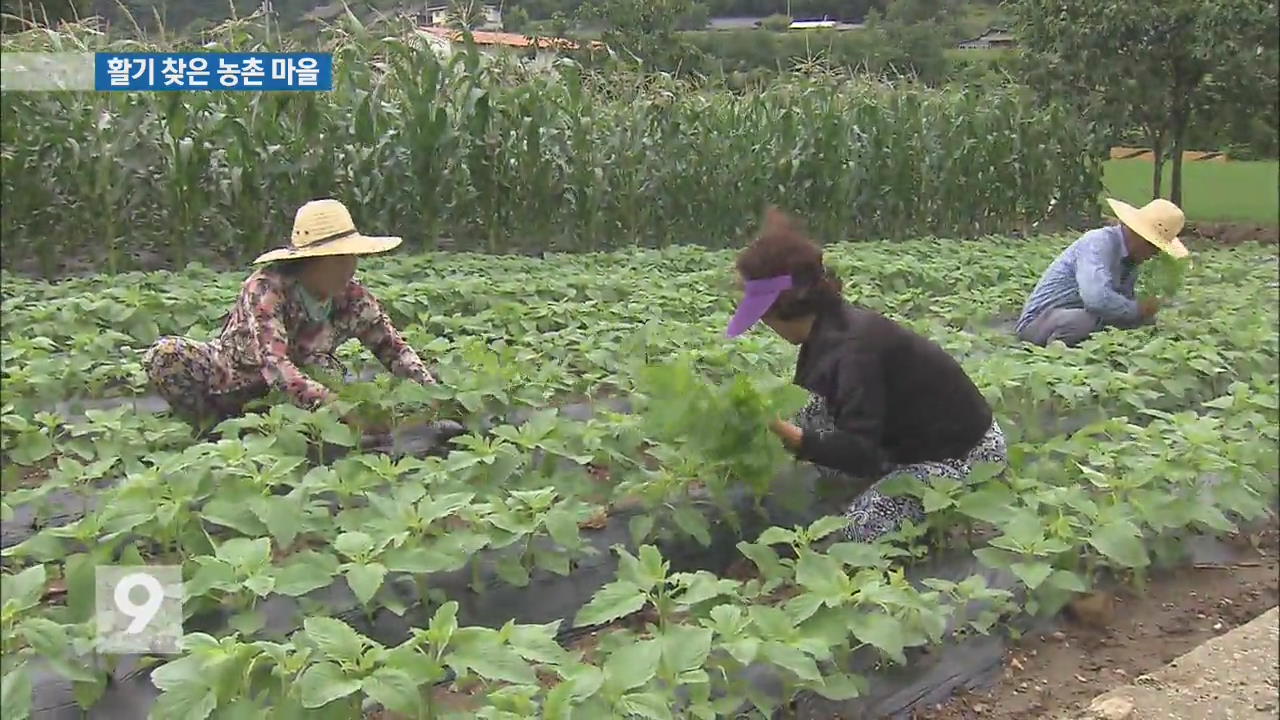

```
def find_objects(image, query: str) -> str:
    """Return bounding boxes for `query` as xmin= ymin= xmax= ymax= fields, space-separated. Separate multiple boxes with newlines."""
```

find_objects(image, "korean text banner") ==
xmin=94 ymin=53 xmax=333 ymax=92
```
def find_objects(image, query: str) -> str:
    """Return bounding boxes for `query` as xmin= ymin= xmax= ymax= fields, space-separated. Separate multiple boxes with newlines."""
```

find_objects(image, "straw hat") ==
xmin=253 ymin=199 xmax=402 ymax=264
xmin=1105 ymin=198 xmax=1190 ymax=259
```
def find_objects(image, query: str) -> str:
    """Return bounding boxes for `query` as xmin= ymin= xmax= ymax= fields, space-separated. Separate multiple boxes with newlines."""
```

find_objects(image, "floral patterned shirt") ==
xmin=211 ymin=267 xmax=435 ymax=409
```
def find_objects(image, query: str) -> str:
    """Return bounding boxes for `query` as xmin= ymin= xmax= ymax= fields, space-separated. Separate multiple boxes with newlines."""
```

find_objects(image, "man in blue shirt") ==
xmin=1016 ymin=198 xmax=1191 ymax=347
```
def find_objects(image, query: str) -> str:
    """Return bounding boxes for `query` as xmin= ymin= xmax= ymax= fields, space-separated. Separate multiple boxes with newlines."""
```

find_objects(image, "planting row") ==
xmin=3 ymin=240 xmax=1276 ymax=717
xmin=3 ymin=371 xmax=1275 ymax=718
xmin=3 ymin=243 xmax=1276 ymax=451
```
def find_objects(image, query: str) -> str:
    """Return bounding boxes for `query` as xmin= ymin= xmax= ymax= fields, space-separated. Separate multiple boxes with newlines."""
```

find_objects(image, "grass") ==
xmin=1102 ymin=159 xmax=1280 ymax=225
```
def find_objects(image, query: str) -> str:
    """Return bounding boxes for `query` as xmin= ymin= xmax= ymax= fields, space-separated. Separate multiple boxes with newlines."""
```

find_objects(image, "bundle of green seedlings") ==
xmin=1142 ymin=254 xmax=1193 ymax=299
xmin=635 ymin=358 xmax=810 ymax=498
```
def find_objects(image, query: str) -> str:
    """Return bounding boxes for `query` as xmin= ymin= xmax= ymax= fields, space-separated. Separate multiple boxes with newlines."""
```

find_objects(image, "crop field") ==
xmin=0 ymin=27 xmax=1100 ymax=277
xmin=2 ymin=237 xmax=1277 ymax=719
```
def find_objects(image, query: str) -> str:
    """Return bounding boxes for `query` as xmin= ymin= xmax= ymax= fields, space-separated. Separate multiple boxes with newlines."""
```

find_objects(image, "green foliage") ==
xmin=514 ymin=0 xmax=875 ymax=21
xmin=0 ymin=238 xmax=1276 ymax=718
xmin=761 ymin=14 xmax=792 ymax=32
xmin=0 ymin=25 xmax=1100 ymax=275
xmin=638 ymin=359 xmax=809 ymax=494
xmin=0 ymin=0 xmax=94 ymax=31
xmin=885 ymin=0 xmax=954 ymax=26
xmin=683 ymin=26 xmax=951 ymax=84
xmin=1011 ymin=0 xmax=1279 ymax=203
xmin=576 ymin=0 xmax=702 ymax=68
xmin=503 ymin=5 xmax=533 ymax=32
xmin=1141 ymin=254 xmax=1191 ymax=299
xmin=677 ymin=2 xmax=711 ymax=31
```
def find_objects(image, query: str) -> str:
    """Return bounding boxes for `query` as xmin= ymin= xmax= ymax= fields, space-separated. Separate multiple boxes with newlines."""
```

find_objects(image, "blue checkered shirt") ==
xmin=1016 ymin=225 xmax=1141 ymax=332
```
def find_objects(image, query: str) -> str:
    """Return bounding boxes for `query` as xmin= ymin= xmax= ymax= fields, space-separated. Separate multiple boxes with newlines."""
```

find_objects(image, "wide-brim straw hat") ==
xmin=1105 ymin=197 xmax=1190 ymax=260
xmin=253 ymin=198 xmax=402 ymax=264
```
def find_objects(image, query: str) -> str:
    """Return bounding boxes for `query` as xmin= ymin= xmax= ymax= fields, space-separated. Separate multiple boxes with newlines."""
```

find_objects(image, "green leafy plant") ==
xmin=0 ymin=236 xmax=1275 ymax=720
xmin=1143 ymin=254 xmax=1192 ymax=299
xmin=2 ymin=25 xmax=1100 ymax=268
xmin=637 ymin=358 xmax=809 ymax=495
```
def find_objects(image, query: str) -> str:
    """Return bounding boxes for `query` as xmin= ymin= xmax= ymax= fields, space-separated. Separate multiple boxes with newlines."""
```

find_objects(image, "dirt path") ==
xmin=1185 ymin=221 xmax=1278 ymax=247
xmin=1060 ymin=606 xmax=1278 ymax=720
xmin=915 ymin=528 xmax=1280 ymax=720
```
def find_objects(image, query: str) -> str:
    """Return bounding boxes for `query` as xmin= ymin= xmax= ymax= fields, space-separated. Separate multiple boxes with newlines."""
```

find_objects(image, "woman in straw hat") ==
xmin=142 ymin=199 xmax=437 ymax=431
xmin=1015 ymin=198 xmax=1191 ymax=347
xmin=726 ymin=208 xmax=1007 ymax=543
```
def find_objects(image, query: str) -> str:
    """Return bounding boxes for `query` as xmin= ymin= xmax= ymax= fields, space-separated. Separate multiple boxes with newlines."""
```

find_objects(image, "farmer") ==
xmin=726 ymin=208 xmax=1007 ymax=543
xmin=141 ymin=198 xmax=437 ymax=431
xmin=1014 ymin=198 xmax=1190 ymax=347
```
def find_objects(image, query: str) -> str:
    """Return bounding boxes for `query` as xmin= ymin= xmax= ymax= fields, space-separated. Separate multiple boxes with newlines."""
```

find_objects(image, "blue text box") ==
xmin=94 ymin=52 xmax=333 ymax=92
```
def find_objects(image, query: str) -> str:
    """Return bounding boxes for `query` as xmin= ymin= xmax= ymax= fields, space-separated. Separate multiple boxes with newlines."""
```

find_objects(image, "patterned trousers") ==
xmin=141 ymin=336 xmax=346 ymax=428
xmin=793 ymin=394 xmax=1008 ymax=543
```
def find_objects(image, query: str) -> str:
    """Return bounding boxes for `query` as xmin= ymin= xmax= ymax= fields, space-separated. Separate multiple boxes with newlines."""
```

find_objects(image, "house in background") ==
xmin=414 ymin=3 xmax=503 ymax=31
xmin=957 ymin=27 xmax=1016 ymax=50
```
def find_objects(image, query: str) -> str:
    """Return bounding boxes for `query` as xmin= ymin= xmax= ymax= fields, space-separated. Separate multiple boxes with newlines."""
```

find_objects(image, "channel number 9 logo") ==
xmin=95 ymin=565 xmax=183 ymax=654
xmin=116 ymin=572 xmax=165 ymax=633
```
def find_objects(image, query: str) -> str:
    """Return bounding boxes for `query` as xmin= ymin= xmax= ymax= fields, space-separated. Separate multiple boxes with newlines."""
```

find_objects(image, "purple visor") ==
xmin=726 ymin=274 xmax=793 ymax=338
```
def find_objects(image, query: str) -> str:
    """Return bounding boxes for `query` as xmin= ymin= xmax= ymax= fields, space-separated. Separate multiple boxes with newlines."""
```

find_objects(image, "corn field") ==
xmin=0 ymin=20 xmax=1103 ymax=275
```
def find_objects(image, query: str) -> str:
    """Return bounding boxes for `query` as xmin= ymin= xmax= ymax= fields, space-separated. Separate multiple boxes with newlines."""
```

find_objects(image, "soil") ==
xmin=5 ymin=464 xmax=51 ymax=489
xmin=577 ymin=506 xmax=610 ymax=529
xmin=1184 ymin=221 xmax=1279 ymax=247
xmin=913 ymin=527 xmax=1280 ymax=720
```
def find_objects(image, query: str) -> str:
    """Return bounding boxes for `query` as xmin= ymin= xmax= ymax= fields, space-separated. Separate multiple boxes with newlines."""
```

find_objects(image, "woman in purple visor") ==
xmin=727 ymin=208 xmax=1007 ymax=543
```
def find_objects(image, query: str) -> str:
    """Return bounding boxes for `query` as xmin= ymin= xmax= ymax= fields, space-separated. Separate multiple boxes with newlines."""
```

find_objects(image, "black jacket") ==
xmin=793 ymin=302 xmax=993 ymax=477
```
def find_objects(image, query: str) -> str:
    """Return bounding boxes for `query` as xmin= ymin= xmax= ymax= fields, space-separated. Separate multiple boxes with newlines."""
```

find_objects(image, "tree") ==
xmin=879 ymin=19 xmax=948 ymax=83
xmin=761 ymin=13 xmax=791 ymax=32
xmin=676 ymin=2 xmax=710 ymax=31
xmin=576 ymin=0 xmax=699 ymax=70
xmin=883 ymin=0 xmax=954 ymax=26
xmin=504 ymin=5 xmax=531 ymax=32
xmin=448 ymin=0 xmax=487 ymax=30
xmin=1012 ymin=0 xmax=1278 ymax=206
xmin=546 ymin=9 xmax=573 ymax=38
